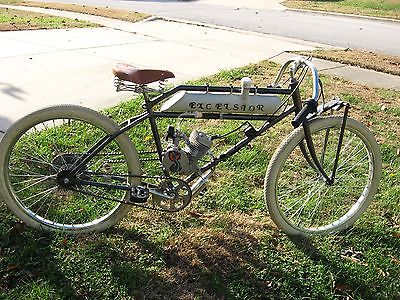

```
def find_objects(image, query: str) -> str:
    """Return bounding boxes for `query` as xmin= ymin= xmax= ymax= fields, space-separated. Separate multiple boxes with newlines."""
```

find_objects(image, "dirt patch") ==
xmin=132 ymin=210 xmax=279 ymax=298
xmin=295 ymin=49 xmax=400 ymax=76
xmin=14 ymin=1 xmax=149 ymax=22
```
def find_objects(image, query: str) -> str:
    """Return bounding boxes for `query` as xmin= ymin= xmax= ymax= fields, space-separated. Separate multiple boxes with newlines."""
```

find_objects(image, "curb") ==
xmin=149 ymin=15 xmax=331 ymax=50
xmin=0 ymin=4 xmax=331 ymax=50
xmin=286 ymin=7 xmax=400 ymax=24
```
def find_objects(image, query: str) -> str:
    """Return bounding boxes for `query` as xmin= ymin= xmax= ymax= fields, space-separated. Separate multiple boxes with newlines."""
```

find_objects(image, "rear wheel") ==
xmin=265 ymin=117 xmax=382 ymax=236
xmin=0 ymin=105 xmax=141 ymax=233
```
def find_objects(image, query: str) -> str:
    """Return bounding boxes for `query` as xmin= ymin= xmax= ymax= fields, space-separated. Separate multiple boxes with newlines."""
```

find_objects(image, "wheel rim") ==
xmin=5 ymin=117 xmax=130 ymax=230
xmin=275 ymin=124 xmax=374 ymax=234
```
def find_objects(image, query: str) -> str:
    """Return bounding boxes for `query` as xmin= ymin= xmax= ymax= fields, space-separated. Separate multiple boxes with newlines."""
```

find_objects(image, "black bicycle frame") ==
xmin=70 ymin=84 xmax=294 ymax=180
xmin=70 ymin=81 xmax=348 ymax=189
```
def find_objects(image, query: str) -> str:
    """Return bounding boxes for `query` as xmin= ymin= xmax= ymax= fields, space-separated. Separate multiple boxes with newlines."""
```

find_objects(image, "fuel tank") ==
xmin=160 ymin=90 xmax=282 ymax=115
xmin=161 ymin=78 xmax=282 ymax=115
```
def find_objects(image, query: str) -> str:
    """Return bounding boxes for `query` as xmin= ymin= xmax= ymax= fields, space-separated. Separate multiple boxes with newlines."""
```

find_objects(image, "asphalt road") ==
xmin=36 ymin=0 xmax=400 ymax=56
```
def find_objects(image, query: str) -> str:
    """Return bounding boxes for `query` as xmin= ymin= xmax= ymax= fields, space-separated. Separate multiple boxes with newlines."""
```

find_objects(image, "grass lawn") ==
xmin=0 ymin=0 xmax=149 ymax=23
xmin=294 ymin=49 xmax=400 ymax=76
xmin=0 ymin=7 xmax=95 ymax=30
xmin=0 ymin=60 xmax=399 ymax=299
xmin=283 ymin=0 xmax=400 ymax=20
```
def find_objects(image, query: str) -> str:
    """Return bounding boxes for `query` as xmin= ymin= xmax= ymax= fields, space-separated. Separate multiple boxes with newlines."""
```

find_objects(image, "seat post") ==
xmin=141 ymin=85 xmax=167 ymax=172
xmin=142 ymin=85 xmax=151 ymax=108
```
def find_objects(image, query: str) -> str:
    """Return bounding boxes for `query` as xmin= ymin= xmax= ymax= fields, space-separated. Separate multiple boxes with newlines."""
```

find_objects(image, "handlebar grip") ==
xmin=292 ymin=100 xmax=318 ymax=128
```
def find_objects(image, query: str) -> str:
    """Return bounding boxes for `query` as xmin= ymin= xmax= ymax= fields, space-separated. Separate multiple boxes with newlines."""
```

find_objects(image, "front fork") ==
xmin=290 ymin=78 xmax=350 ymax=184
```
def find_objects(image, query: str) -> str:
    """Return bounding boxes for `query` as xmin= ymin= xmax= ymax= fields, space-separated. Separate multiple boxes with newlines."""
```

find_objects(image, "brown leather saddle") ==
xmin=113 ymin=63 xmax=175 ymax=85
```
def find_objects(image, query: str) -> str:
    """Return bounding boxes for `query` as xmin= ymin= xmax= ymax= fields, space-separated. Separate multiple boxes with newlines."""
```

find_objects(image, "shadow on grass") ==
xmin=1 ymin=207 xmax=399 ymax=299
xmin=0 ymin=229 xmax=79 ymax=298
xmin=107 ymin=219 xmax=279 ymax=299
xmin=0 ymin=208 xmax=279 ymax=299
xmin=289 ymin=227 xmax=400 ymax=298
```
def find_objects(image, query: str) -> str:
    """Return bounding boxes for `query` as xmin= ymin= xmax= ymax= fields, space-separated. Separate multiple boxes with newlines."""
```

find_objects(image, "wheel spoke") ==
xmin=24 ymin=186 xmax=58 ymax=208
xmin=2 ymin=108 xmax=134 ymax=232
xmin=14 ymin=175 xmax=56 ymax=193
xmin=9 ymin=166 xmax=48 ymax=177
xmin=13 ymin=149 xmax=56 ymax=171
xmin=336 ymin=155 xmax=369 ymax=181
xmin=287 ymin=181 xmax=326 ymax=221
xmin=267 ymin=117 xmax=379 ymax=235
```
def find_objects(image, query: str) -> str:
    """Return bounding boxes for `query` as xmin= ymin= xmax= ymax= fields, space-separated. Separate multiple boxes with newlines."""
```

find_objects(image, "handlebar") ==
xmin=272 ymin=56 xmax=320 ymax=103
xmin=272 ymin=57 xmax=321 ymax=127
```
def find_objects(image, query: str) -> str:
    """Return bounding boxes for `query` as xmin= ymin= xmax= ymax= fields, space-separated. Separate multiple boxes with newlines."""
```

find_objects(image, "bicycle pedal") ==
xmin=130 ymin=186 xmax=149 ymax=203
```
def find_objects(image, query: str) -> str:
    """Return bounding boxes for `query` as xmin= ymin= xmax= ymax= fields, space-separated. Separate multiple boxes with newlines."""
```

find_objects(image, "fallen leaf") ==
xmin=6 ymin=264 xmax=18 ymax=271
xmin=376 ymin=268 xmax=389 ymax=277
xmin=8 ymin=222 xmax=26 ymax=236
xmin=188 ymin=211 xmax=203 ymax=218
xmin=265 ymin=280 xmax=274 ymax=289
xmin=334 ymin=283 xmax=353 ymax=292
xmin=341 ymin=255 xmax=369 ymax=266
xmin=389 ymin=254 xmax=400 ymax=264
xmin=340 ymin=248 xmax=368 ymax=266
xmin=270 ymin=271 xmax=283 ymax=277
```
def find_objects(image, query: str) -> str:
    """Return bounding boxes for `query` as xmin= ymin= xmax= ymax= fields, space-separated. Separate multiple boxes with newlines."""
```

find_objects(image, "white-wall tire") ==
xmin=0 ymin=105 xmax=141 ymax=233
xmin=265 ymin=116 xmax=382 ymax=236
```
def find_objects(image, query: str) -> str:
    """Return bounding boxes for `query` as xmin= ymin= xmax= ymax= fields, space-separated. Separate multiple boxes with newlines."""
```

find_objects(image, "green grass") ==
xmin=0 ymin=7 xmax=95 ymax=30
xmin=283 ymin=0 xmax=400 ymax=20
xmin=294 ymin=49 xmax=400 ymax=77
xmin=1 ymin=60 xmax=399 ymax=299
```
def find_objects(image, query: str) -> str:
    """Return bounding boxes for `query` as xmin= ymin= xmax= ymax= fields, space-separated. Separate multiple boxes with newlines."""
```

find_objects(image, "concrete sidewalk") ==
xmin=0 ymin=5 xmax=399 ymax=136
xmin=0 ymin=5 xmax=329 ymax=133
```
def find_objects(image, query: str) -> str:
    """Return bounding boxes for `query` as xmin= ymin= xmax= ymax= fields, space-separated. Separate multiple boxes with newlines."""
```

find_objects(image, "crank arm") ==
xmin=76 ymin=178 xmax=174 ymax=198
xmin=148 ymin=188 xmax=175 ymax=200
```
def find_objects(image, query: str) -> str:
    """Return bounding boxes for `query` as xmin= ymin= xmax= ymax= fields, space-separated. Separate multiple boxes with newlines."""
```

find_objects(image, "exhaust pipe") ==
xmin=190 ymin=169 xmax=213 ymax=197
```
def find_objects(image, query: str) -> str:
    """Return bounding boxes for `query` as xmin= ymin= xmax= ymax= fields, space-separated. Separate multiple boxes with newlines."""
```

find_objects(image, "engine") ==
xmin=162 ymin=127 xmax=212 ymax=175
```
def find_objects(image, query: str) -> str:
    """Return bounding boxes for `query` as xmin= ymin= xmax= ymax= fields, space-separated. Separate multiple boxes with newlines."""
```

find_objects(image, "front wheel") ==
xmin=0 ymin=105 xmax=141 ymax=233
xmin=265 ymin=116 xmax=382 ymax=236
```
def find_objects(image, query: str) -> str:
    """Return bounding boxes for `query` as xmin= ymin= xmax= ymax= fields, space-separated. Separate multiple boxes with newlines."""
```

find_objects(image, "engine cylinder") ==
xmin=185 ymin=130 xmax=212 ymax=161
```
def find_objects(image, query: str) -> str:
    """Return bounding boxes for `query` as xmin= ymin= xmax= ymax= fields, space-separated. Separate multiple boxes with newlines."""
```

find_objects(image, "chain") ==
xmin=73 ymin=173 xmax=191 ymax=212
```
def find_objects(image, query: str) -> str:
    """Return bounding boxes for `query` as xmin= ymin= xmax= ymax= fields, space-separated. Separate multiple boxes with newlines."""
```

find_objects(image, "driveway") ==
xmin=39 ymin=0 xmax=400 ymax=55
xmin=0 ymin=15 xmax=329 ymax=133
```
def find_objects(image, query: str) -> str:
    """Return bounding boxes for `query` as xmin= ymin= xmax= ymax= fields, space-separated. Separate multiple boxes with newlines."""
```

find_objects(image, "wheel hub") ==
xmin=56 ymin=169 xmax=77 ymax=188
xmin=52 ymin=153 xmax=85 ymax=188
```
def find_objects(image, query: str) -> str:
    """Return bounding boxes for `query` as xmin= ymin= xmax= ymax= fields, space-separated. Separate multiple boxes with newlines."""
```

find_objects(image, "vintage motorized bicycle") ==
xmin=0 ymin=57 xmax=382 ymax=236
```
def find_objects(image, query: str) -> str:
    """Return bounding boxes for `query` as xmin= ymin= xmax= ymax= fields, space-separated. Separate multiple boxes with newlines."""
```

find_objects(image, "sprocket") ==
xmin=150 ymin=178 xmax=192 ymax=212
